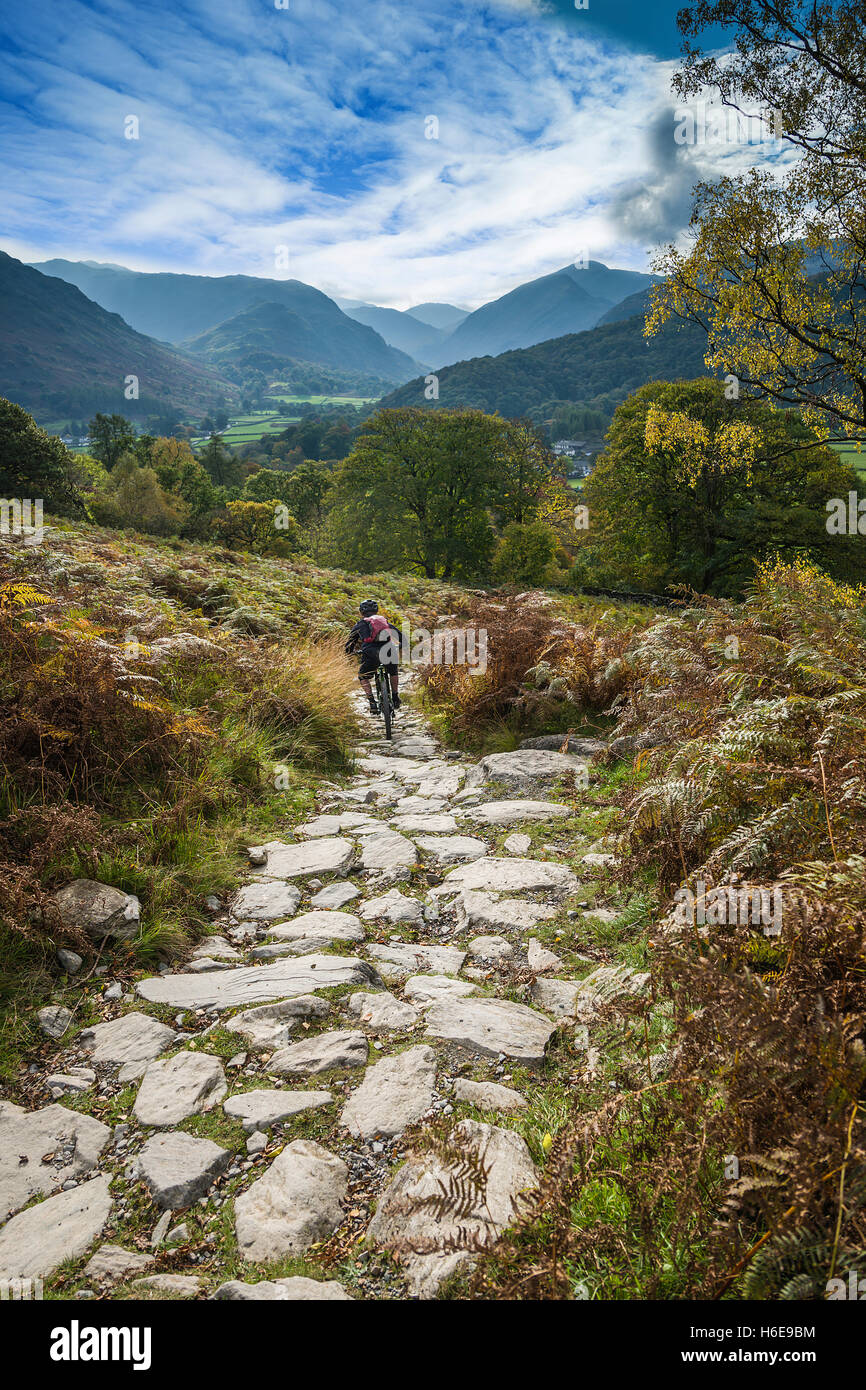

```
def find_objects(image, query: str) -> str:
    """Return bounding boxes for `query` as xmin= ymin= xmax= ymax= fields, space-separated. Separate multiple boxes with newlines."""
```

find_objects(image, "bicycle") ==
xmin=351 ymin=650 xmax=395 ymax=740
xmin=373 ymin=661 xmax=393 ymax=741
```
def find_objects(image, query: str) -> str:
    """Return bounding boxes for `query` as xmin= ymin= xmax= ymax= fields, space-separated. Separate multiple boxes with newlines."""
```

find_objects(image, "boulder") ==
xmin=452 ymin=1079 xmax=527 ymax=1113
xmin=53 ymin=879 xmax=140 ymax=942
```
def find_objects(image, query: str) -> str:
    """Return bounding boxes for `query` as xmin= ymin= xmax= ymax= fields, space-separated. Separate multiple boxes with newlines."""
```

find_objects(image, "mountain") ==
xmin=378 ymin=308 xmax=709 ymax=419
xmin=0 ymin=252 xmax=235 ymax=420
xmin=598 ymin=286 xmax=655 ymax=326
xmin=436 ymin=262 xmax=661 ymax=364
xmin=32 ymin=260 xmax=418 ymax=382
xmin=337 ymin=303 xmax=446 ymax=363
xmin=182 ymin=299 xmax=418 ymax=379
xmin=407 ymin=302 xmax=469 ymax=332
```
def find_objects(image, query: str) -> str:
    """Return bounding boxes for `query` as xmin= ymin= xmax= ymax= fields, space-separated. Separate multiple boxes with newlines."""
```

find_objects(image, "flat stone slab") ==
xmin=134 ymin=1053 xmax=227 ymax=1127
xmin=359 ymin=889 xmax=424 ymax=924
xmin=394 ymin=796 xmax=448 ymax=814
xmin=424 ymin=996 xmax=556 ymax=1068
xmin=135 ymin=1131 xmax=230 ymax=1208
xmin=136 ymin=955 xmax=377 ymax=1011
xmin=234 ymin=1139 xmax=348 ymax=1262
xmin=415 ymin=834 xmax=488 ymax=864
xmin=368 ymin=1121 xmax=537 ymax=1298
xmin=214 ymin=1276 xmax=353 ymax=1300
xmin=78 ymin=1012 xmax=178 ymax=1082
xmin=469 ymin=800 xmax=571 ymax=825
xmin=527 ymin=938 xmax=564 ymax=973
xmin=413 ymin=767 xmax=465 ymax=799
xmin=297 ymin=813 xmax=381 ymax=837
xmin=0 ymin=1174 xmax=112 ymax=1279
xmin=573 ymin=964 xmax=650 ymax=1020
xmin=438 ymin=857 xmax=580 ymax=895
xmin=190 ymin=936 xmax=241 ymax=961
xmin=224 ymin=1089 xmax=333 ymax=1132
xmin=348 ymin=990 xmax=419 ymax=1032
xmin=454 ymin=891 xmax=557 ymax=933
xmin=453 ymin=1079 xmax=527 ymax=1113
xmin=366 ymin=941 xmax=466 ymax=980
xmin=248 ymin=837 xmax=354 ymax=879
xmin=468 ymin=935 xmax=513 ymax=962
xmin=266 ymin=911 xmax=364 ymax=946
xmin=134 ymin=1273 xmax=202 ymax=1297
xmin=309 ymin=882 xmax=360 ymax=910
xmin=391 ymin=813 xmax=458 ymax=833
xmin=268 ymin=1030 xmax=368 ymax=1076
xmin=227 ymin=996 xmax=330 ymax=1050
xmin=0 ymin=1102 xmax=111 ymax=1221
xmin=403 ymin=975 xmax=477 ymax=1003
xmin=358 ymin=830 xmax=417 ymax=870
xmin=341 ymin=1045 xmax=436 ymax=1140
xmin=231 ymin=881 xmax=302 ymax=922
xmin=480 ymin=750 xmax=588 ymax=784
xmin=83 ymin=1244 xmax=155 ymax=1285
xmin=529 ymin=977 xmax=584 ymax=1020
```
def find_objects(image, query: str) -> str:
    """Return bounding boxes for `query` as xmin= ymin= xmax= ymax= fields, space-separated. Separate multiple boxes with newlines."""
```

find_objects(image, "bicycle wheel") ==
xmin=379 ymin=669 xmax=392 ymax=740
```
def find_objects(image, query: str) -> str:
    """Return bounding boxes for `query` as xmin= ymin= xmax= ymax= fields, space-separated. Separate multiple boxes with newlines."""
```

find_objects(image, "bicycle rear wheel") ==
xmin=378 ymin=668 xmax=392 ymax=740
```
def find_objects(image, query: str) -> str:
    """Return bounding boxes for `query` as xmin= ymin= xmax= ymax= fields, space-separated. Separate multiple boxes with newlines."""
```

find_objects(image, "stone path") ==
xmin=0 ymin=687 xmax=647 ymax=1300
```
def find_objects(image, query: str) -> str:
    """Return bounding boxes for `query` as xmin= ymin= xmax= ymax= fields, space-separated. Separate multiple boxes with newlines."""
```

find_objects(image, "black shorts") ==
xmin=358 ymin=646 xmax=397 ymax=679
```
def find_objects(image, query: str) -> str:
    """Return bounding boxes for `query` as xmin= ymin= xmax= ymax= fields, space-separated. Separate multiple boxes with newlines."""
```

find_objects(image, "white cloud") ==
xmin=0 ymin=0 xmax=780 ymax=306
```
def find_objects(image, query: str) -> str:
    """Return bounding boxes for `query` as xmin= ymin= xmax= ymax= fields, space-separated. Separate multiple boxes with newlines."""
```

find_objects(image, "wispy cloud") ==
xmin=0 ymin=0 xmax=782 ymax=306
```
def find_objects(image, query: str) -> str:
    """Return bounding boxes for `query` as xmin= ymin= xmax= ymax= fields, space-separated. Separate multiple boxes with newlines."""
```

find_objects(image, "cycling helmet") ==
xmin=359 ymin=600 xmax=378 ymax=616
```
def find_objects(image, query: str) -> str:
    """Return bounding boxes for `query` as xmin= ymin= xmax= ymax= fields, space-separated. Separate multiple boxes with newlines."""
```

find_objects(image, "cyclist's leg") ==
xmin=358 ymin=648 xmax=379 ymax=709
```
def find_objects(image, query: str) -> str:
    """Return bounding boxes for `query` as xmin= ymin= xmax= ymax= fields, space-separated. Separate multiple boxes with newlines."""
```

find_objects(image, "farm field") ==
xmin=266 ymin=390 xmax=379 ymax=407
xmin=829 ymin=439 xmax=866 ymax=477
xmin=190 ymin=410 xmax=300 ymax=447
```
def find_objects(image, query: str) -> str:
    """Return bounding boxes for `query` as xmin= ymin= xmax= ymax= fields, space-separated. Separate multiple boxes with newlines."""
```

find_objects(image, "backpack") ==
xmin=363 ymin=615 xmax=391 ymax=644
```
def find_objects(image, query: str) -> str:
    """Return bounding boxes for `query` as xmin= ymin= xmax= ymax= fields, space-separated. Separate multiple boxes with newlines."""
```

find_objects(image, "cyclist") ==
xmin=345 ymin=599 xmax=403 ymax=716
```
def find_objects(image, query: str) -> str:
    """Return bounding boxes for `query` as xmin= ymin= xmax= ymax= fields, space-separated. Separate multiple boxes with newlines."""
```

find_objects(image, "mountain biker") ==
xmin=345 ymin=600 xmax=403 ymax=716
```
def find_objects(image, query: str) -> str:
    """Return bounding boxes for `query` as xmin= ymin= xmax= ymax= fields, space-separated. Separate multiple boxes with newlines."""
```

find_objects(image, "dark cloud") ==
xmin=609 ymin=107 xmax=703 ymax=245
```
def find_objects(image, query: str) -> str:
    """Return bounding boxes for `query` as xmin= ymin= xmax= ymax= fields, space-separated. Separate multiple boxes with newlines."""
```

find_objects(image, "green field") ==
xmin=191 ymin=410 xmax=301 ymax=447
xmin=266 ymin=391 xmax=378 ymax=407
xmin=830 ymin=440 xmax=866 ymax=477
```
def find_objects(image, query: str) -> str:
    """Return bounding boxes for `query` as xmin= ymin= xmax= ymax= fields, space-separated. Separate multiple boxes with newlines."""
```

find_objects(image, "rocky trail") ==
xmin=0 ymin=685 xmax=653 ymax=1301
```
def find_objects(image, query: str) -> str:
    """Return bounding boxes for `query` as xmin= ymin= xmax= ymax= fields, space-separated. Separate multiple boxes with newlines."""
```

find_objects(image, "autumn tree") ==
xmin=574 ymin=379 xmax=864 ymax=594
xmin=650 ymin=1 xmax=866 ymax=445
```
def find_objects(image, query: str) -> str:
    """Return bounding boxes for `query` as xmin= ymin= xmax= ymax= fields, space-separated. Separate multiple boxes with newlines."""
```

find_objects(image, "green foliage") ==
xmin=87 ymin=413 xmax=137 ymax=471
xmin=0 ymin=397 xmax=85 ymax=514
xmin=576 ymin=378 xmax=865 ymax=596
xmin=492 ymin=521 xmax=558 ymax=586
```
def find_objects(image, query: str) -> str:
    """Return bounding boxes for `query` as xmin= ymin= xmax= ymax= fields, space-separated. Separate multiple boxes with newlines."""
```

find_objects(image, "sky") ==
xmin=0 ymin=0 xmax=792 ymax=308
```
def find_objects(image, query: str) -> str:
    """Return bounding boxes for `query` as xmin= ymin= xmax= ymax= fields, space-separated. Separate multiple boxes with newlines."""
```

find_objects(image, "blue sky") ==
xmin=0 ymin=0 xmax=788 ymax=307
